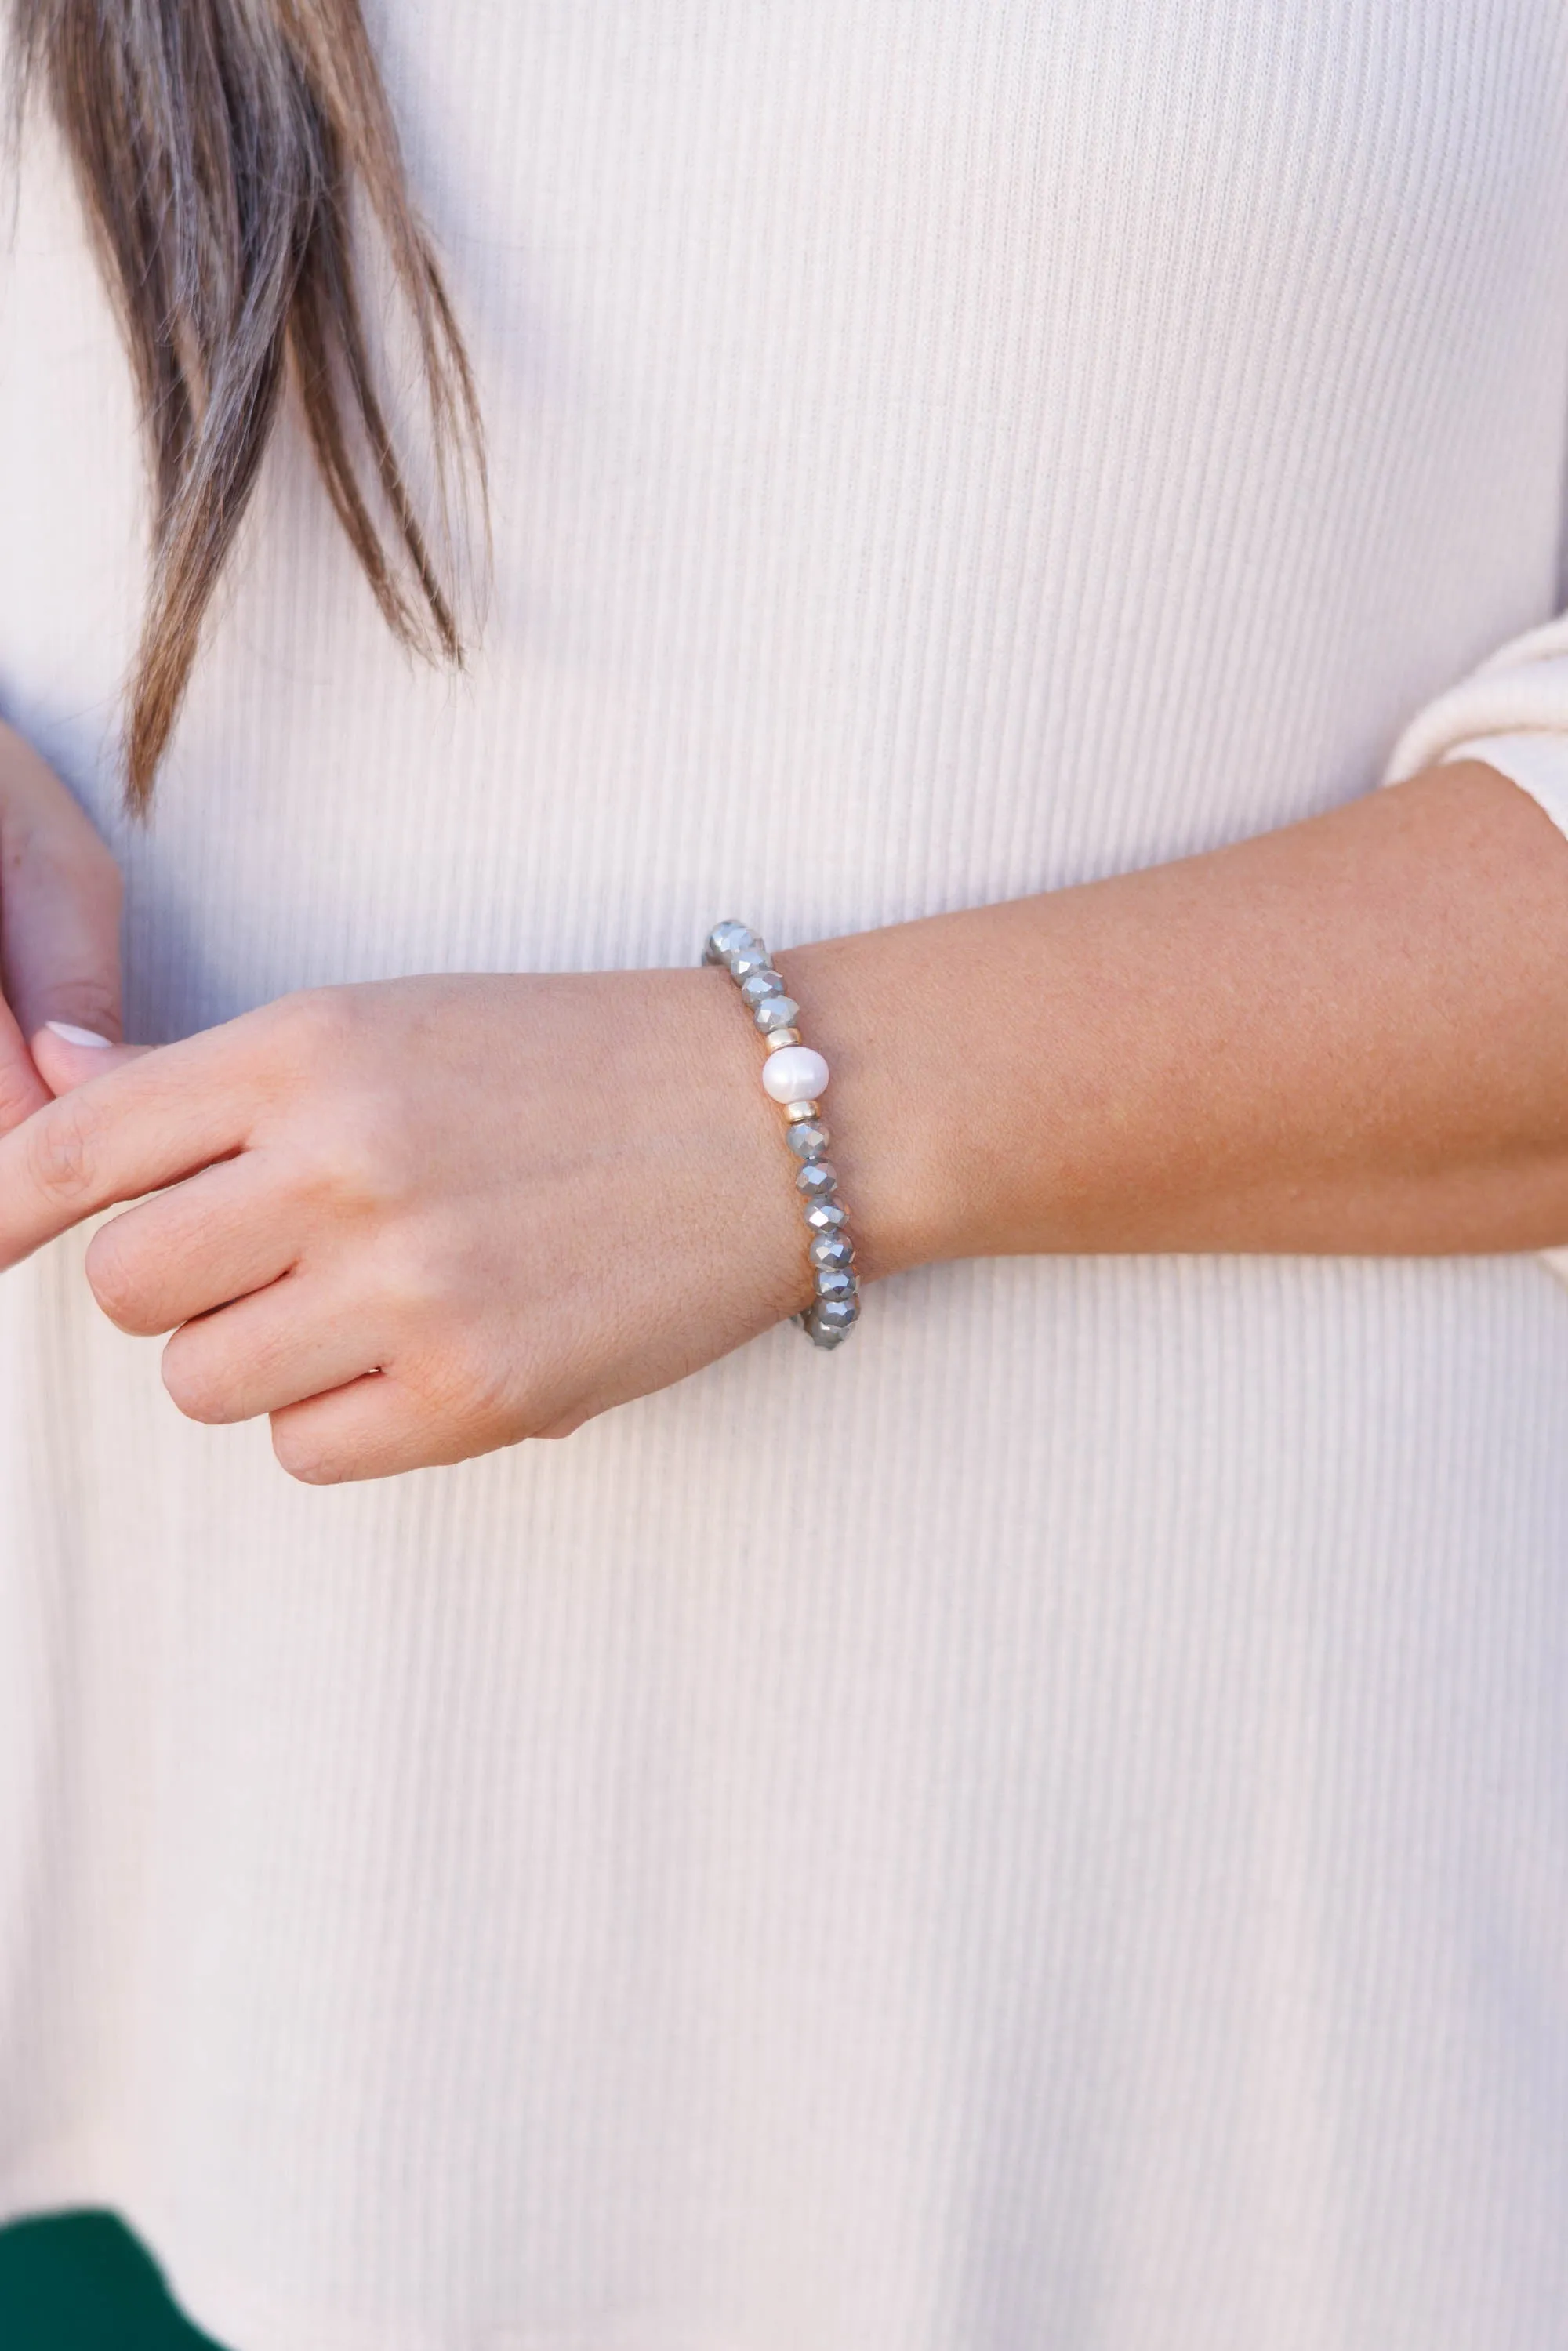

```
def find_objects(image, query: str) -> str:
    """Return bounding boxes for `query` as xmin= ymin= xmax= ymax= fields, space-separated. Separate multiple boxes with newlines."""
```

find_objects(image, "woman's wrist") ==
xmin=684 ymin=963 xmax=822 ymax=1320
xmin=772 ymin=926 xmax=976 ymax=1285
xmin=701 ymin=923 xmax=865 ymax=1344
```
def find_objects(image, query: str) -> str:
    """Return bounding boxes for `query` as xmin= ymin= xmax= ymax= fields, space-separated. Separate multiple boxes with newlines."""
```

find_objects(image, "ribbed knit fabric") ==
xmin=3 ymin=6 xmax=1568 ymax=2348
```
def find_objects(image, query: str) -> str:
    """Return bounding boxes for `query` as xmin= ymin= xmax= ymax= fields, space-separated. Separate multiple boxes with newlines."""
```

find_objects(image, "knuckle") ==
xmin=266 ymin=987 xmax=361 ymax=1074
xmin=535 ymin=1407 xmax=590 ymax=1442
xmin=0 ymin=1058 xmax=47 ymax=1134
xmin=85 ymin=1225 xmax=157 ymax=1332
xmin=373 ymin=1225 xmax=446 ymax=1318
xmin=314 ymin=1115 xmax=400 ymax=1214
xmin=160 ymin=1334 xmax=234 ymax=1425
xmin=426 ymin=1330 xmax=534 ymax=1446
xmin=292 ymin=1114 xmax=416 ymax=1236
xmin=271 ymin=1416 xmax=355 ymax=1486
xmin=25 ymin=1096 xmax=103 ymax=1205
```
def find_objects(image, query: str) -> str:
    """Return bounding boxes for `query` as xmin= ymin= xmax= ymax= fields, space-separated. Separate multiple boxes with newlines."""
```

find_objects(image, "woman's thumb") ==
xmin=0 ymin=723 xmax=127 ymax=1092
xmin=31 ymin=1022 xmax=150 ymax=1094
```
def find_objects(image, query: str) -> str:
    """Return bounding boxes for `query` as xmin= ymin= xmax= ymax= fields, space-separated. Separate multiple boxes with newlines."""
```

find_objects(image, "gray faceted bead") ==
xmin=808 ymin=1230 xmax=854 ymax=1268
xmin=738 ymin=968 xmax=785 ymax=1006
xmin=786 ymin=1121 xmax=830 ymax=1159
xmin=753 ymin=995 xmax=800 ymax=1033
xmin=815 ymin=1267 xmax=858 ymax=1301
xmin=706 ymin=920 xmax=754 ymax=963
xmin=727 ymin=942 xmax=774 ymax=980
xmin=810 ymin=1294 xmax=860 ymax=1340
xmin=796 ymin=1159 xmax=839 ymax=1199
xmin=803 ymin=1199 xmax=848 ymax=1232
xmin=807 ymin=1312 xmax=851 ymax=1348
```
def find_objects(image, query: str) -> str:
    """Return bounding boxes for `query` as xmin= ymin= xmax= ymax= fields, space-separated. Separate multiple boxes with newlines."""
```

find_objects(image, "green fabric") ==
xmin=0 ymin=2214 xmax=228 ymax=2349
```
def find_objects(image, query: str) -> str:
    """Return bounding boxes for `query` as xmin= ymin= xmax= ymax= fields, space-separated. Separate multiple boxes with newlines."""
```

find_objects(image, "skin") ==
xmin=2 ymin=719 xmax=1566 ymax=1482
xmin=0 ymin=726 xmax=124 ymax=1110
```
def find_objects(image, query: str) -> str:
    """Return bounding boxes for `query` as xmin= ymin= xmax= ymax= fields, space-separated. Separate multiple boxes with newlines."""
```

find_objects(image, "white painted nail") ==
xmin=44 ymin=1020 xmax=114 ymax=1049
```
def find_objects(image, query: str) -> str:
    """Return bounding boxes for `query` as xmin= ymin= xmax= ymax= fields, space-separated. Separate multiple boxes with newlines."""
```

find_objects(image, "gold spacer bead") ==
xmin=765 ymin=1026 xmax=802 ymax=1051
xmin=785 ymin=1099 xmax=820 ymax=1122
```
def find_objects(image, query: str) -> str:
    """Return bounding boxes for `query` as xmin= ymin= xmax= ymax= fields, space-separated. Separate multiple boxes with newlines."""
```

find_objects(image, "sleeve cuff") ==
xmin=1379 ymin=617 xmax=1568 ymax=806
xmin=1426 ymin=731 xmax=1568 ymax=843
xmin=1408 ymin=730 xmax=1568 ymax=1287
xmin=1377 ymin=620 xmax=1568 ymax=1291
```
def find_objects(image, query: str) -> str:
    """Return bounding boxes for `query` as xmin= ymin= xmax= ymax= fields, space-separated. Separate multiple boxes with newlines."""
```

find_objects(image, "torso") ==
xmin=2 ymin=8 xmax=1567 ymax=2344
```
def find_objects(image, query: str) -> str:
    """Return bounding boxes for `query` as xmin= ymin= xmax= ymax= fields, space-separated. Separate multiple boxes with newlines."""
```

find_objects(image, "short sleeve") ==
xmin=1380 ymin=610 xmax=1568 ymax=836
xmin=1380 ymin=602 xmax=1568 ymax=1281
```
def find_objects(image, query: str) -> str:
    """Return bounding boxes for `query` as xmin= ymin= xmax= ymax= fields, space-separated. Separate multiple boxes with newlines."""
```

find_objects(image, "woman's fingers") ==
xmin=0 ymin=722 xmax=123 ymax=1070
xmin=161 ymin=1278 xmax=386 ymax=1427
xmin=0 ymin=1021 xmax=258 ymax=1267
xmin=85 ymin=1152 xmax=302 ymax=1335
xmin=269 ymin=1374 xmax=445 ymax=1486
xmin=0 ymin=992 xmax=50 ymax=1130
xmin=0 ymin=721 xmax=124 ymax=1134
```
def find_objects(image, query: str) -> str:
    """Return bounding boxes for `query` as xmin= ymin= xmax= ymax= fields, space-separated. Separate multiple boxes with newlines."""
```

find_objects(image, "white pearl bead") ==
xmin=763 ymin=1044 xmax=829 ymax=1102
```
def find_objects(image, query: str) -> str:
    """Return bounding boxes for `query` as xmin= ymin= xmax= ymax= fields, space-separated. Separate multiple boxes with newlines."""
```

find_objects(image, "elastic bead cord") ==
xmin=702 ymin=920 xmax=861 ymax=1348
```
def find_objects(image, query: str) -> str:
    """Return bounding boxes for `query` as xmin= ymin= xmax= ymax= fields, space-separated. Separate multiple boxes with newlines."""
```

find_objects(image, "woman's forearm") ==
xmin=13 ymin=755 xmax=1568 ymax=1478
xmin=782 ymin=762 xmax=1568 ymax=1275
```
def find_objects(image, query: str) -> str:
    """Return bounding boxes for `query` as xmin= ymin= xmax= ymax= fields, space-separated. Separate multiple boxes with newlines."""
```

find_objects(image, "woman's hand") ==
xmin=0 ymin=722 xmax=124 ymax=1127
xmin=9 ymin=972 xmax=815 ymax=1480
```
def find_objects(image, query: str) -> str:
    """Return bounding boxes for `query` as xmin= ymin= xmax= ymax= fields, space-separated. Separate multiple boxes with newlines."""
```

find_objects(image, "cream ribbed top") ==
xmin=4 ymin=7 xmax=1568 ymax=2348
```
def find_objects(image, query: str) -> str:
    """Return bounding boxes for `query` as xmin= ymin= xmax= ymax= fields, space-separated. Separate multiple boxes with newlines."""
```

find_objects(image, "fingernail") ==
xmin=44 ymin=1021 xmax=113 ymax=1049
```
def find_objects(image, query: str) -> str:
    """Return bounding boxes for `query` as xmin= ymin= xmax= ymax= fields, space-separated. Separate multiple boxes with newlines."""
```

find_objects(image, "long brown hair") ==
xmin=9 ymin=0 xmax=484 ymax=808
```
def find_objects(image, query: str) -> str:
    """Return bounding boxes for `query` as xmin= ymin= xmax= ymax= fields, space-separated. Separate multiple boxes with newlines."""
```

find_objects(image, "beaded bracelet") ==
xmin=702 ymin=919 xmax=861 ymax=1348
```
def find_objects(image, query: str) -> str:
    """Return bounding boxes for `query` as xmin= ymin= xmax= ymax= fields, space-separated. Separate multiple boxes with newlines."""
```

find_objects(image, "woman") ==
xmin=2 ymin=2 xmax=1567 ymax=2345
